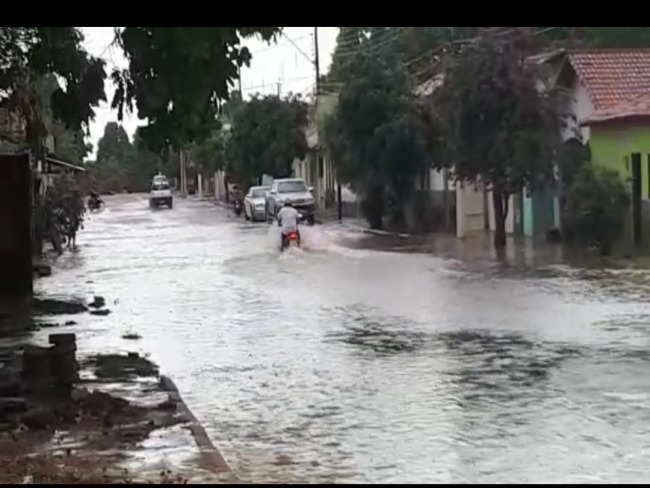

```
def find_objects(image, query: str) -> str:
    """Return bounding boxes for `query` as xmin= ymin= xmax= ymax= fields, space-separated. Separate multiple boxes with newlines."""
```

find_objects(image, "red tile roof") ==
xmin=582 ymin=90 xmax=650 ymax=125
xmin=567 ymin=49 xmax=650 ymax=110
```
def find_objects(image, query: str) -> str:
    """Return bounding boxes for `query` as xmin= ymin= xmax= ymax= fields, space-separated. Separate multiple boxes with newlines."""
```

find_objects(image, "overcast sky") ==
xmin=81 ymin=27 xmax=339 ymax=159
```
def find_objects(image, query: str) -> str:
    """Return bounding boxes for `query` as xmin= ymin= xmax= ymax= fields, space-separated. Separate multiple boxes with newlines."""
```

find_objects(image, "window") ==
xmin=277 ymin=180 xmax=308 ymax=193
xmin=252 ymin=188 xmax=269 ymax=198
xmin=647 ymin=154 xmax=650 ymax=199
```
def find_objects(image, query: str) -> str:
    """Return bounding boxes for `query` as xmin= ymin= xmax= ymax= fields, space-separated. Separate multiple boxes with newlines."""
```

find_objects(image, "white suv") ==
xmin=149 ymin=175 xmax=173 ymax=209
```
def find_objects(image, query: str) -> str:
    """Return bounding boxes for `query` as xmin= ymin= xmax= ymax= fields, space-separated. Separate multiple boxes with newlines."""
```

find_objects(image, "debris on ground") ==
xmin=33 ymin=264 xmax=52 ymax=277
xmin=31 ymin=299 xmax=88 ymax=316
xmin=121 ymin=331 xmax=142 ymax=341
xmin=87 ymin=296 xmax=106 ymax=309
xmin=85 ymin=353 xmax=159 ymax=380
xmin=0 ymin=448 xmax=192 ymax=484
xmin=0 ymin=387 xmax=188 ymax=483
xmin=89 ymin=309 xmax=111 ymax=316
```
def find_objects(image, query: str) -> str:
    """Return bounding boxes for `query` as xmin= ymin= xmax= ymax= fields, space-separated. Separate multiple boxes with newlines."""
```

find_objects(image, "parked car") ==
xmin=265 ymin=178 xmax=315 ymax=225
xmin=149 ymin=177 xmax=173 ymax=209
xmin=244 ymin=185 xmax=270 ymax=222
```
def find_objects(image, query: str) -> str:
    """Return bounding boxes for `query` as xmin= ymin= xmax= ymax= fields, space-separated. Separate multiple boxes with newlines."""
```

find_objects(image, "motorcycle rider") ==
xmin=231 ymin=185 xmax=244 ymax=215
xmin=277 ymin=200 xmax=301 ymax=250
xmin=88 ymin=188 xmax=103 ymax=210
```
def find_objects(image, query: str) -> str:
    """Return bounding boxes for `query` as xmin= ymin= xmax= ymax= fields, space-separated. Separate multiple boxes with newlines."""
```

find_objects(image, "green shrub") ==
xmin=563 ymin=164 xmax=630 ymax=255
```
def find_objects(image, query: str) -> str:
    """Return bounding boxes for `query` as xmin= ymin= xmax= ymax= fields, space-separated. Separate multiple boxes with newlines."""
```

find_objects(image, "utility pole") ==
xmin=180 ymin=148 xmax=187 ymax=196
xmin=237 ymin=65 xmax=243 ymax=100
xmin=314 ymin=27 xmax=320 ymax=92
xmin=277 ymin=80 xmax=281 ymax=97
xmin=312 ymin=27 xmax=342 ymax=221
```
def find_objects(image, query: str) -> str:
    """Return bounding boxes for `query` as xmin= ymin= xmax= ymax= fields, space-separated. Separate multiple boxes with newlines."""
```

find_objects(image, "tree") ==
xmin=326 ymin=27 xmax=367 ymax=85
xmin=96 ymin=122 xmax=135 ymax=168
xmin=324 ymin=49 xmax=429 ymax=230
xmin=0 ymin=27 xmax=106 ymax=157
xmin=85 ymin=157 xmax=129 ymax=194
xmin=226 ymin=94 xmax=308 ymax=186
xmin=576 ymin=27 xmax=650 ymax=48
xmin=563 ymin=165 xmax=630 ymax=255
xmin=50 ymin=119 xmax=91 ymax=166
xmin=191 ymin=123 xmax=228 ymax=176
xmin=131 ymin=128 xmax=165 ymax=191
xmin=110 ymin=27 xmax=281 ymax=154
xmin=436 ymin=28 xmax=561 ymax=247
xmin=87 ymin=122 xmax=136 ymax=193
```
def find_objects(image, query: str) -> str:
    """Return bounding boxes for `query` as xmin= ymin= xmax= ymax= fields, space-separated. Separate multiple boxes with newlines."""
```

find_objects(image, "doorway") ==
xmin=631 ymin=152 xmax=642 ymax=245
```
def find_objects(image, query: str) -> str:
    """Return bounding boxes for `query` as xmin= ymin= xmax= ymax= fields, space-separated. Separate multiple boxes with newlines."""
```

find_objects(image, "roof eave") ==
xmin=45 ymin=156 xmax=86 ymax=173
xmin=581 ymin=112 xmax=650 ymax=126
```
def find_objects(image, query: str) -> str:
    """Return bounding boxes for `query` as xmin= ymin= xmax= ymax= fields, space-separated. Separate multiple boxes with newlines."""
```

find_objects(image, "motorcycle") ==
xmin=279 ymin=215 xmax=306 ymax=252
xmin=88 ymin=195 xmax=103 ymax=211
xmin=233 ymin=199 xmax=243 ymax=217
xmin=281 ymin=229 xmax=301 ymax=252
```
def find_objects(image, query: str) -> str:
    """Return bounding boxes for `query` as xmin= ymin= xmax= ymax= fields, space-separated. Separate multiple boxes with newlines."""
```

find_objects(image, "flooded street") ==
xmin=33 ymin=194 xmax=650 ymax=483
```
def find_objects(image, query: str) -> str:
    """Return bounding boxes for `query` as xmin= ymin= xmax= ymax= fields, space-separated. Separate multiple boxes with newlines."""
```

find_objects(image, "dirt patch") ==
xmin=85 ymin=353 xmax=159 ymax=380
xmin=0 ymin=387 xmax=188 ymax=483
xmin=0 ymin=445 xmax=190 ymax=483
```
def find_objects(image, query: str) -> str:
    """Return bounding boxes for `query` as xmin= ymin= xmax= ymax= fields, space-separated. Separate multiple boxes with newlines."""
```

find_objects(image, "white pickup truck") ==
xmin=149 ymin=174 xmax=173 ymax=209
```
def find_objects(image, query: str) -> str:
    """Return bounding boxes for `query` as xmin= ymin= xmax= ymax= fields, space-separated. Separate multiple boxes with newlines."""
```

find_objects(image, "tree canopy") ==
xmin=111 ymin=27 xmax=281 ymax=154
xmin=435 ymin=28 xmax=561 ymax=246
xmin=226 ymin=94 xmax=308 ymax=186
xmin=0 ymin=27 xmax=106 ymax=157
xmin=324 ymin=46 xmax=429 ymax=229
xmin=87 ymin=122 xmax=164 ymax=193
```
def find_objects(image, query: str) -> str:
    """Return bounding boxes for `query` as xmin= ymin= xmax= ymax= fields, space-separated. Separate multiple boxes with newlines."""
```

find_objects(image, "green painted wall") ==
xmin=590 ymin=125 xmax=650 ymax=199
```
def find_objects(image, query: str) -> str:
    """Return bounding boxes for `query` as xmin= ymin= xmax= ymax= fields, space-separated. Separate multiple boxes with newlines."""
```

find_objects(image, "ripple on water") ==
xmin=28 ymin=194 xmax=650 ymax=483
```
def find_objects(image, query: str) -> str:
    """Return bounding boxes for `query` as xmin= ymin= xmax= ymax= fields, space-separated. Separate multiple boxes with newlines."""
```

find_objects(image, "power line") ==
xmin=281 ymin=31 xmax=315 ymax=66
xmin=248 ymin=34 xmax=311 ymax=56
xmin=406 ymin=27 xmax=561 ymax=82
xmin=330 ymin=27 xmax=409 ymax=54
xmin=242 ymin=75 xmax=314 ymax=94
xmin=330 ymin=27 xmax=411 ymax=58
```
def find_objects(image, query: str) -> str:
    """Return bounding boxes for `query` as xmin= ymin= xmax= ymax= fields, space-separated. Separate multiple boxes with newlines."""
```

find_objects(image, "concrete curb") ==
xmin=159 ymin=375 xmax=233 ymax=477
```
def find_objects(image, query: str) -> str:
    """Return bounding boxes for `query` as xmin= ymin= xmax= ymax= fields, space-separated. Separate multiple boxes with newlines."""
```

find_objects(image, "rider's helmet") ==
xmin=284 ymin=200 xmax=293 ymax=207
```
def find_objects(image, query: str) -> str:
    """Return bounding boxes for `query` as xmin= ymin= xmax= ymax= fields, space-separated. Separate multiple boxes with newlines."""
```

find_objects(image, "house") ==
xmin=545 ymin=49 xmax=650 ymax=245
xmin=581 ymin=91 xmax=650 ymax=245
xmin=414 ymin=74 xmax=519 ymax=238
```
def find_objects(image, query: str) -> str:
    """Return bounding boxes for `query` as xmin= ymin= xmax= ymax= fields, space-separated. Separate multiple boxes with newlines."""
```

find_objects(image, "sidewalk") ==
xmin=0 ymin=297 xmax=236 ymax=484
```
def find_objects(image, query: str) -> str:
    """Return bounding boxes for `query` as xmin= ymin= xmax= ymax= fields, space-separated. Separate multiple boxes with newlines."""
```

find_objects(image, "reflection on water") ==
xmin=22 ymin=194 xmax=650 ymax=483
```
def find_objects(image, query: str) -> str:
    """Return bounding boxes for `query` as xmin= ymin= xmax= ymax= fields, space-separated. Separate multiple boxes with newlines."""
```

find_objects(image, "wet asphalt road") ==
xmin=32 ymin=193 xmax=650 ymax=483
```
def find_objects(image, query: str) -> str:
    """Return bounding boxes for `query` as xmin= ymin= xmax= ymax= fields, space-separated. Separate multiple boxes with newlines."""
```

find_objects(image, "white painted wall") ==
xmin=456 ymin=181 xmax=485 ymax=238
xmin=563 ymin=76 xmax=595 ymax=143
xmin=430 ymin=168 xmax=446 ymax=191
xmin=214 ymin=170 xmax=226 ymax=201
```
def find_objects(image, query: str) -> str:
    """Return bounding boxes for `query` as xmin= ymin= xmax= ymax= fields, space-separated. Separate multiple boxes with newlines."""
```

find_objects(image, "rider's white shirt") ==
xmin=277 ymin=206 xmax=300 ymax=233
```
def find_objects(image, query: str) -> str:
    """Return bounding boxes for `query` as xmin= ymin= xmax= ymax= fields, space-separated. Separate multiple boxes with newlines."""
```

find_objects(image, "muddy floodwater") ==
xmin=31 ymin=194 xmax=650 ymax=483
